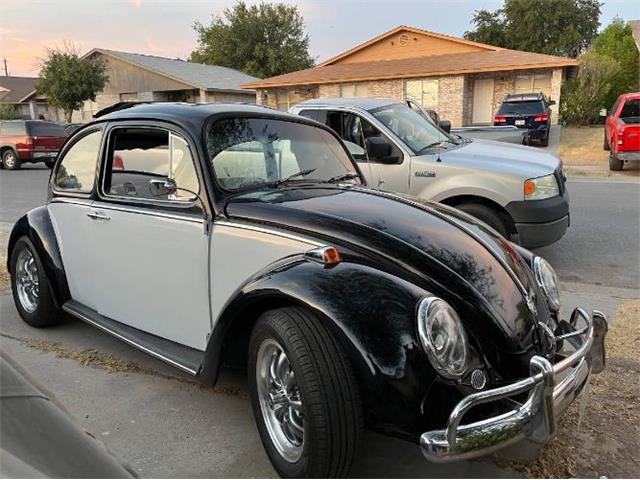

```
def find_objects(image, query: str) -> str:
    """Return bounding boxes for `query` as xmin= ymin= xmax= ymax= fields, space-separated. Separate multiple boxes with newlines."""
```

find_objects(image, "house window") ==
xmin=405 ymin=79 xmax=438 ymax=109
xmin=514 ymin=74 xmax=551 ymax=96
xmin=339 ymin=83 xmax=369 ymax=98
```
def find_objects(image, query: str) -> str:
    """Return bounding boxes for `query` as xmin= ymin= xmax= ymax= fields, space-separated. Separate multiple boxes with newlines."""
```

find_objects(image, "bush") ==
xmin=561 ymin=51 xmax=621 ymax=125
xmin=0 ymin=104 xmax=23 ymax=120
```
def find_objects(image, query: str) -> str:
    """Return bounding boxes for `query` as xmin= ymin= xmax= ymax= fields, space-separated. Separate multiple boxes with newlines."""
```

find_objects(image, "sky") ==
xmin=1 ymin=0 xmax=639 ymax=77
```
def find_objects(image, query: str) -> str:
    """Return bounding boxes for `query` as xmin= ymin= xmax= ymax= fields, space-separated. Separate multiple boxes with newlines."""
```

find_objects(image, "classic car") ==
xmin=7 ymin=102 xmax=607 ymax=478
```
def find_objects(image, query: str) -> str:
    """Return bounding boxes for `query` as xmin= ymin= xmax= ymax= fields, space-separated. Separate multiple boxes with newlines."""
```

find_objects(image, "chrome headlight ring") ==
xmin=417 ymin=297 xmax=469 ymax=379
xmin=533 ymin=256 xmax=561 ymax=311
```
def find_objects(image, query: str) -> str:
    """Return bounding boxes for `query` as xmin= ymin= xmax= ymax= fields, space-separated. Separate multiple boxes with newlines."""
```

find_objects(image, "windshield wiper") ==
xmin=325 ymin=172 xmax=360 ymax=183
xmin=416 ymin=141 xmax=447 ymax=155
xmin=269 ymin=168 xmax=317 ymax=188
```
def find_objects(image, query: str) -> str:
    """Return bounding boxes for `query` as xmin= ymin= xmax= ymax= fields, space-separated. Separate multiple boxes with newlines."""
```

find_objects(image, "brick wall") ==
xmin=437 ymin=75 xmax=465 ymax=127
xmin=366 ymin=79 xmax=404 ymax=100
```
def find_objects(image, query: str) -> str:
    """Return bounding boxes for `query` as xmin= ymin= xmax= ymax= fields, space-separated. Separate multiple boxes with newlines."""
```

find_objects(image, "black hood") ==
xmin=224 ymin=185 xmax=544 ymax=356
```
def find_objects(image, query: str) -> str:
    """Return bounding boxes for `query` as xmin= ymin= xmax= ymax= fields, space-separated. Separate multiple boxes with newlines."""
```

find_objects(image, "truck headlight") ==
xmin=524 ymin=174 xmax=559 ymax=200
xmin=417 ymin=297 xmax=468 ymax=378
xmin=533 ymin=257 xmax=560 ymax=311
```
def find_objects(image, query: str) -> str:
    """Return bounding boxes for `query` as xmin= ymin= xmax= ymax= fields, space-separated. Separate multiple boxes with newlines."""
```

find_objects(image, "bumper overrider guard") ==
xmin=421 ymin=308 xmax=608 ymax=463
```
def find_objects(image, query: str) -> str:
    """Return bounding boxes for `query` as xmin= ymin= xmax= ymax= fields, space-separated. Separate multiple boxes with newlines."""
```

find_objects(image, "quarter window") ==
xmin=55 ymin=130 xmax=102 ymax=193
xmin=0 ymin=121 xmax=27 ymax=136
xmin=103 ymin=128 xmax=199 ymax=202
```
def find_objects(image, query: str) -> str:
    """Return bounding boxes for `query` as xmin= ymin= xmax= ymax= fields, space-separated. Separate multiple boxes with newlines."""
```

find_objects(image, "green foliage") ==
xmin=0 ymin=104 xmax=23 ymax=120
xmin=591 ymin=17 xmax=640 ymax=109
xmin=190 ymin=1 xmax=315 ymax=78
xmin=464 ymin=0 xmax=602 ymax=58
xmin=36 ymin=46 xmax=108 ymax=123
xmin=560 ymin=51 xmax=620 ymax=125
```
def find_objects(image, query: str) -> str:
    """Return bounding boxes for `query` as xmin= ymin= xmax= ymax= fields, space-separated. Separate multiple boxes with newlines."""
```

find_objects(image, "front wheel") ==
xmin=456 ymin=202 xmax=510 ymax=239
xmin=248 ymin=307 xmax=362 ymax=478
xmin=10 ymin=237 xmax=63 ymax=327
xmin=2 ymin=150 xmax=20 ymax=170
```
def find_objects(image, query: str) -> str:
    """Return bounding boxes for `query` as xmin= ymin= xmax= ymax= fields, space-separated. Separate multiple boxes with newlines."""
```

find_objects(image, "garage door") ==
xmin=472 ymin=78 xmax=494 ymax=124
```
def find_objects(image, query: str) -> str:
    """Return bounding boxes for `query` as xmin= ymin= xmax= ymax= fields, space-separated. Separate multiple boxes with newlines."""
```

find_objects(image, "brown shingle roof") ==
xmin=243 ymin=49 xmax=577 ymax=89
xmin=0 ymin=76 xmax=38 ymax=103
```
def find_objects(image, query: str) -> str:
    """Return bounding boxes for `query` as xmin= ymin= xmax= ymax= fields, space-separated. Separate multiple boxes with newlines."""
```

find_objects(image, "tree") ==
xmin=590 ymin=17 xmax=640 ymax=109
xmin=465 ymin=0 xmax=602 ymax=58
xmin=560 ymin=51 xmax=620 ymax=125
xmin=36 ymin=46 xmax=108 ymax=123
xmin=190 ymin=1 xmax=315 ymax=78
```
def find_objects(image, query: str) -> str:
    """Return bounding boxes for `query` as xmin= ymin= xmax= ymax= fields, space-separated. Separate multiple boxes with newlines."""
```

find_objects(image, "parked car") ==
xmin=494 ymin=93 xmax=554 ymax=146
xmin=604 ymin=92 xmax=640 ymax=171
xmin=0 ymin=120 xmax=68 ymax=170
xmin=292 ymin=98 xmax=569 ymax=248
xmin=64 ymin=123 xmax=85 ymax=135
xmin=7 ymin=102 xmax=607 ymax=478
xmin=407 ymin=98 xmax=524 ymax=144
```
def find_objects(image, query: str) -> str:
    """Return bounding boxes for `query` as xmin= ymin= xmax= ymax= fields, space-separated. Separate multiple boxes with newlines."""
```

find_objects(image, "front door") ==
xmin=472 ymin=78 xmax=495 ymax=124
xmin=89 ymin=125 xmax=210 ymax=350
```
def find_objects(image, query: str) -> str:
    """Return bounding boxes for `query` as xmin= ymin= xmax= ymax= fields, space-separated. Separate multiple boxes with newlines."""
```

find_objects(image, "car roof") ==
xmin=294 ymin=97 xmax=401 ymax=111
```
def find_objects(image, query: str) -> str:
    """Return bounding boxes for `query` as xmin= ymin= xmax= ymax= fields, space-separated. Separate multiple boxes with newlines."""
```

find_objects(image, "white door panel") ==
xmin=88 ymin=204 xmax=210 ymax=350
xmin=210 ymin=223 xmax=320 ymax=325
xmin=473 ymin=78 xmax=495 ymax=124
xmin=48 ymin=202 xmax=99 ymax=310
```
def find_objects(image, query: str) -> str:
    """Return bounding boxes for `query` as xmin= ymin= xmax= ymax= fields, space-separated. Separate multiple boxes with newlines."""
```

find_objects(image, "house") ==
xmin=74 ymin=49 xmax=260 ymax=121
xmin=243 ymin=26 xmax=579 ymax=126
xmin=0 ymin=76 xmax=59 ymax=120
xmin=629 ymin=20 xmax=640 ymax=51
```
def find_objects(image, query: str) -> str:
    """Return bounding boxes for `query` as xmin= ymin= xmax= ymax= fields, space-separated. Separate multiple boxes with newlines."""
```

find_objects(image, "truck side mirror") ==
xmin=365 ymin=136 xmax=399 ymax=164
xmin=438 ymin=120 xmax=452 ymax=134
xmin=549 ymin=100 xmax=556 ymax=106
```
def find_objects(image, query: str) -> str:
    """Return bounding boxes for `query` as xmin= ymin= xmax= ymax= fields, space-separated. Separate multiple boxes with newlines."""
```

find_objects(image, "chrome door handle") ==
xmin=86 ymin=210 xmax=110 ymax=221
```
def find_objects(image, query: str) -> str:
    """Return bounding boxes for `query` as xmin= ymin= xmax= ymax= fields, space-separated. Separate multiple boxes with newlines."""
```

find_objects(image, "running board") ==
xmin=62 ymin=300 xmax=204 ymax=375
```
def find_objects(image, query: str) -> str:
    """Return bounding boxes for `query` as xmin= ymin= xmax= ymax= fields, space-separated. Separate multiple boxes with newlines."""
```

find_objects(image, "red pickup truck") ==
xmin=604 ymin=92 xmax=640 ymax=171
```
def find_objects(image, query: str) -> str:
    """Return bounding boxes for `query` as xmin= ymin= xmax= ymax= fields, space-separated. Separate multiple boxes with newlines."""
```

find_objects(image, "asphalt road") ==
xmin=2 ymin=164 xmax=638 ymax=290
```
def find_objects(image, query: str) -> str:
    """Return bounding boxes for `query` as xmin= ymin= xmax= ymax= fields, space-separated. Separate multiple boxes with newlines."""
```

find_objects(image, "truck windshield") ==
xmin=207 ymin=117 xmax=360 ymax=191
xmin=369 ymin=104 xmax=450 ymax=154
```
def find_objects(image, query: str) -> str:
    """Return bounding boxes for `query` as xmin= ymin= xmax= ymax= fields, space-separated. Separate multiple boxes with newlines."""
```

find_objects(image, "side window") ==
xmin=55 ymin=130 xmax=102 ymax=193
xmin=104 ymin=128 xmax=199 ymax=202
xmin=1 ymin=121 xmax=27 ymax=136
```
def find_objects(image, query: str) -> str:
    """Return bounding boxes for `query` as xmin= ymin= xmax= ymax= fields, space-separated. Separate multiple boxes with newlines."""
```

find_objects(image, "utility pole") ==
xmin=3 ymin=59 xmax=8 ymax=76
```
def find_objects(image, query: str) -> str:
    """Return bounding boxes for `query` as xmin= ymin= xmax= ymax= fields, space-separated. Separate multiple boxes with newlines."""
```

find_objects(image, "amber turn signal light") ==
xmin=304 ymin=246 xmax=342 ymax=267
xmin=524 ymin=180 xmax=536 ymax=197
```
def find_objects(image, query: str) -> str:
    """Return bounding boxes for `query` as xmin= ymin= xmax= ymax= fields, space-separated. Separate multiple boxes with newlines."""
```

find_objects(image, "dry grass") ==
xmin=0 ymin=254 xmax=9 ymax=291
xmin=558 ymin=126 xmax=640 ymax=177
xmin=508 ymin=300 xmax=640 ymax=478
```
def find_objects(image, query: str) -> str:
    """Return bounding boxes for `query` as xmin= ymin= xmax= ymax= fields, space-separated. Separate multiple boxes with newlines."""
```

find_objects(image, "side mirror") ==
xmin=149 ymin=177 xmax=177 ymax=197
xmin=438 ymin=119 xmax=452 ymax=134
xmin=549 ymin=99 xmax=556 ymax=106
xmin=365 ymin=136 xmax=398 ymax=164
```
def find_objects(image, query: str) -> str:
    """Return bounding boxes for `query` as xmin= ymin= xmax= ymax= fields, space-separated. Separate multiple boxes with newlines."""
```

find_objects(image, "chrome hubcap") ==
xmin=256 ymin=339 xmax=304 ymax=463
xmin=16 ymin=249 xmax=39 ymax=313
xmin=4 ymin=152 xmax=16 ymax=168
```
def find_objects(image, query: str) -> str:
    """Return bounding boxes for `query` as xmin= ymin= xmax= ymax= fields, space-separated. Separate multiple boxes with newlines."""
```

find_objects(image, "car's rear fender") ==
xmin=7 ymin=206 xmax=70 ymax=308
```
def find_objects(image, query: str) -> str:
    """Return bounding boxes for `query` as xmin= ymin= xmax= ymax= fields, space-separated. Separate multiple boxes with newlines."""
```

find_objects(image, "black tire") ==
xmin=603 ymin=131 xmax=610 ymax=151
xmin=10 ymin=237 xmax=63 ymax=327
xmin=2 ymin=149 xmax=20 ymax=170
xmin=248 ymin=307 xmax=362 ymax=478
xmin=457 ymin=202 xmax=510 ymax=238
xmin=609 ymin=150 xmax=623 ymax=171
xmin=45 ymin=159 xmax=56 ymax=169
xmin=539 ymin=131 xmax=549 ymax=147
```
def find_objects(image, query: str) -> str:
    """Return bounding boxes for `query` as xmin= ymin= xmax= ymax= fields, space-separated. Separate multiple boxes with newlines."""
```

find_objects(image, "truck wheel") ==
xmin=10 ymin=237 xmax=63 ymax=327
xmin=45 ymin=159 xmax=56 ymax=169
xmin=609 ymin=150 xmax=623 ymax=171
xmin=3 ymin=150 xmax=20 ymax=170
xmin=603 ymin=131 xmax=610 ymax=151
xmin=457 ymin=203 xmax=510 ymax=238
xmin=539 ymin=132 xmax=549 ymax=147
xmin=248 ymin=307 xmax=362 ymax=478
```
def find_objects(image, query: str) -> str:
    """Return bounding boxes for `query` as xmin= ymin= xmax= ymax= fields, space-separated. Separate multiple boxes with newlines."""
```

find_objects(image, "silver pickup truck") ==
xmin=290 ymin=98 xmax=568 ymax=248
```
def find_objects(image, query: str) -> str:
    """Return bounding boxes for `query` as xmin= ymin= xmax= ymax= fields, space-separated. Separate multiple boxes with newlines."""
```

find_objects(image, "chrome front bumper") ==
xmin=420 ymin=308 xmax=608 ymax=463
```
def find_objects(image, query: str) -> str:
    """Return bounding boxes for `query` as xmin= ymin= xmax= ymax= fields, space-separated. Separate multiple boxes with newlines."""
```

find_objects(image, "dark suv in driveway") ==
xmin=494 ymin=93 xmax=555 ymax=146
xmin=0 ymin=120 xmax=68 ymax=170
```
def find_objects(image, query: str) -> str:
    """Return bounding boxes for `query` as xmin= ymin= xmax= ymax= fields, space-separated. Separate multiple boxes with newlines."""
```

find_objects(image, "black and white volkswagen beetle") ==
xmin=8 ymin=103 xmax=607 ymax=478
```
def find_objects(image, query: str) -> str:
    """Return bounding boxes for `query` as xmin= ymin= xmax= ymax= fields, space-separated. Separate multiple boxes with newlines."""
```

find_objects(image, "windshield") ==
xmin=370 ymin=104 xmax=450 ymax=154
xmin=207 ymin=117 xmax=360 ymax=191
xmin=497 ymin=101 xmax=544 ymax=115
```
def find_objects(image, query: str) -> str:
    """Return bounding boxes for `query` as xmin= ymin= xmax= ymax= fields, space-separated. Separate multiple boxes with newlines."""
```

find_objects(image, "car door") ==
xmin=87 ymin=123 xmax=211 ymax=351
xmin=298 ymin=109 xmax=410 ymax=193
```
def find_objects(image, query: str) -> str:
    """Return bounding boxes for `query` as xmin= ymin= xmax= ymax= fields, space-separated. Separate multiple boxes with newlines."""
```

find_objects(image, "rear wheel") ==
xmin=539 ymin=130 xmax=549 ymax=147
xmin=45 ymin=159 xmax=56 ymax=169
xmin=10 ymin=237 xmax=63 ymax=327
xmin=3 ymin=150 xmax=20 ymax=170
xmin=248 ymin=307 xmax=362 ymax=478
xmin=609 ymin=150 xmax=623 ymax=171
xmin=457 ymin=202 xmax=510 ymax=238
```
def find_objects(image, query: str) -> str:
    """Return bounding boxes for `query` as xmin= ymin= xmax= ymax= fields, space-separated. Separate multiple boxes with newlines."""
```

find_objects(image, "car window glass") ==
xmin=28 ymin=122 xmax=67 ymax=137
xmin=1 ymin=122 xmax=26 ymax=136
xmin=208 ymin=117 xmax=359 ymax=191
xmin=620 ymin=99 xmax=639 ymax=119
xmin=55 ymin=130 xmax=102 ymax=193
xmin=497 ymin=101 xmax=545 ymax=115
xmin=105 ymin=128 xmax=199 ymax=202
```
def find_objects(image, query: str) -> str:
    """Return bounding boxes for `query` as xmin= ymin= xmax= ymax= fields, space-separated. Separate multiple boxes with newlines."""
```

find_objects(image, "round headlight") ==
xmin=533 ymin=257 xmax=560 ymax=311
xmin=417 ymin=297 xmax=469 ymax=379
